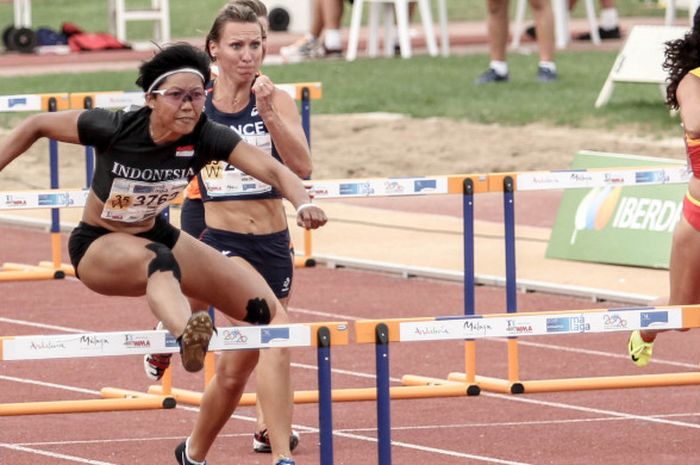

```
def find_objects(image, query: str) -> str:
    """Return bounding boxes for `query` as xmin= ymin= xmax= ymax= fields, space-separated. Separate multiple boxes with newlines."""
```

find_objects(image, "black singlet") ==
xmin=77 ymin=106 xmax=241 ymax=222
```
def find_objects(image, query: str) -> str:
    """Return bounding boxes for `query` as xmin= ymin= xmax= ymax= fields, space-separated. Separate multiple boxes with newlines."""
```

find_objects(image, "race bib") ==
xmin=200 ymin=133 xmax=272 ymax=197
xmin=101 ymin=178 xmax=187 ymax=223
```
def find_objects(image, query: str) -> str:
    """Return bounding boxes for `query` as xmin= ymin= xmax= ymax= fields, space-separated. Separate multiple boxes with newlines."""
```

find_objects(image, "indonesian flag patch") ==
xmin=176 ymin=145 xmax=194 ymax=157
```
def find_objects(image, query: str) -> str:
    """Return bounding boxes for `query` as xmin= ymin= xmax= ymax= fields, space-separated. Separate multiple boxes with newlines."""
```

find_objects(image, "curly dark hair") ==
xmin=135 ymin=42 xmax=211 ymax=92
xmin=663 ymin=9 xmax=700 ymax=109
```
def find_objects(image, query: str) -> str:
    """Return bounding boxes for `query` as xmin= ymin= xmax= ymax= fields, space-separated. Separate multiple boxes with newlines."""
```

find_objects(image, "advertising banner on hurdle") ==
xmin=0 ymin=324 xmax=312 ymax=361
xmin=398 ymin=307 xmax=683 ymax=342
xmin=545 ymin=150 xmax=687 ymax=269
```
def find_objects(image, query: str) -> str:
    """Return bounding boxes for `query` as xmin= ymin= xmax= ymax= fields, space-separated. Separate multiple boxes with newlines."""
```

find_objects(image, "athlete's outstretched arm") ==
xmin=0 ymin=110 xmax=83 ymax=171
xmin=226 ymin=141 xmax=326 ymax=229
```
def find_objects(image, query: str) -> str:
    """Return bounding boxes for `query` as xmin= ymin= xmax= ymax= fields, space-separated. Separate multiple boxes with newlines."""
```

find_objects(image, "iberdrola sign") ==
xmin=546 ymin=150 xmax=686 ymax=269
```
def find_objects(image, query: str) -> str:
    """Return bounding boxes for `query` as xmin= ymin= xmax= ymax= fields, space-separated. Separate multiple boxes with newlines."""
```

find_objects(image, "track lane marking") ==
xmin=0 ymin=443 xmax=117 ymax=465
xmin=3 ymin=308 xmax=700 ymax=465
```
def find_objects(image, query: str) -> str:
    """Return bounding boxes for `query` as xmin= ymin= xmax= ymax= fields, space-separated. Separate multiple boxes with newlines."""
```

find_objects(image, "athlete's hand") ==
xmin=296 ymin=203 xmax=327 ymax=230
xmin=251 ymin=74 xmax=275 ymax=117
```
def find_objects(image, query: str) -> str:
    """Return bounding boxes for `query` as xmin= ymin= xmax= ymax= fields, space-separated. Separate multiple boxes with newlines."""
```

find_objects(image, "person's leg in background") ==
xmin=280 ymin=0 xmax=327 ymax=60
xmin=475 ymin=0 xmax=510 ymax=84
xmin=575 ymin=0 xmax=621 ymax=40
xmin=530 ymin=0 xmax=557 ymax=81
xmin=320 ymin=0 xmax=345 ymax=55
xmin=528 ymin=0 xmax=620 ymax=41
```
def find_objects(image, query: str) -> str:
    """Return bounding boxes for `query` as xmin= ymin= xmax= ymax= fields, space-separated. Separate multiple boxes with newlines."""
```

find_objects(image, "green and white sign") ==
xmin=546 ymin=150 xmax=687 ymax=269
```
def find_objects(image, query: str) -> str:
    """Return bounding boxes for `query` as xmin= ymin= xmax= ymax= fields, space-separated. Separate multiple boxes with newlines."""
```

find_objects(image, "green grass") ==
xmin=0 ymin=0 xmax=667 ymax=40
xmin=0 ymin=50 xmax=678 ymax=135
xmin=0 ymin=1 xmax=678 ymax=135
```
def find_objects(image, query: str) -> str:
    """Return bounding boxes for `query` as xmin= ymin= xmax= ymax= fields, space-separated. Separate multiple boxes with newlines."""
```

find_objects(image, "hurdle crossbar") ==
xmin=354 ymin=305 xmax=698 ymax=344
xmin=1 ymin=321 xmax=347 ymax=420
xmin=354 ymin=305 xmax=700 ymax=395
xmin=1 ymin=165 xmax=682 ymax=277
xmin=0 ymin=323 xmax=326 ymax=361
xmin=0 ymin=269 xmax=63 ymax=281
xmin=0 ymin=395 xmax=176 ymax=417
xmin=102 ymin=322 xmax=350 ymax=403
xmin=0 ymin=165 xmax=685 ymax=213
xmin=446 ymin=371 xmax=700 ymax=393
xmin=146 ymin=380 xmax=474 ymax=405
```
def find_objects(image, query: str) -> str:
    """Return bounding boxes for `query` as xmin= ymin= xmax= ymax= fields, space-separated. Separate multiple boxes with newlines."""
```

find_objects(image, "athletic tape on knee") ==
xmin=145 ymin=242 xmax=182 ymax=282
xmin=244 ymin=297 xmax=271 ymax=325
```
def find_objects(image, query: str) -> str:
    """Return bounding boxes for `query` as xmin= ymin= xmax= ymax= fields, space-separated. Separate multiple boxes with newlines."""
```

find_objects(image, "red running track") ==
xmin=1 ymin=223 xmax=700 ymax=465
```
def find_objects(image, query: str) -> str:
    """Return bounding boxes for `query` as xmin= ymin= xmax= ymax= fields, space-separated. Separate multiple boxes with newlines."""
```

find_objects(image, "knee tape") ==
xmin=244 ymin=297 xmax=271 ymax=325
xmin=145 ymin=242 xmax=181 ymax=281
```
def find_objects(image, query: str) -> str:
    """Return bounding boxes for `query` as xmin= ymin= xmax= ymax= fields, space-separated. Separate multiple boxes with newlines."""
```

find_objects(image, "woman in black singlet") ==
xmin=0 ymin=42 xmax=326 ymax=465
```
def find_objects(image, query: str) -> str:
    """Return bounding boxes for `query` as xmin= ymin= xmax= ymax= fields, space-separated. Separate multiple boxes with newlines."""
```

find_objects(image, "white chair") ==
xmin=345 ymin=0 xmax=448 ymax=61
xmin=511 ymin=0 xmax=600 ymax=50
xmin=12 ymin=0 xmax=31 ymax=28
xmin=108 ymin=0 xmax=171 ymax=45
xmin=664 ymin=0 xmax=700 ymax=26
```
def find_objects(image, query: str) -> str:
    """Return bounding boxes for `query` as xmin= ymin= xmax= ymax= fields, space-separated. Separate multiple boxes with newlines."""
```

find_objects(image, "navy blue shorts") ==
xmin=180 ymin=197 xmax=206 ymax=239
xmin=200 ymin=226 xmax=294 ymax=299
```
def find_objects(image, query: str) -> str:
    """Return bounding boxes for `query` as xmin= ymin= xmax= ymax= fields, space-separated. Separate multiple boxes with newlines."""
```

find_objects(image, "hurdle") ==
xmin=0 ymin=322 xmax=343 ymax=434
xmin=354 ymin=304 xmax=700 ymax=465
xmin=0 ymin=83 xmax=322 ymax=280
xmin=307 ymin=166 xmax=691 ymax=396
xmin=94 ymin=321 xmax=345 ymax=465
xmin=448 ymin=167 xmax=692 ymax=394
xmin=112 ymin=321 xmax=350 ymax=407
xmin=0 ymin=93 xmax=71 ymax=281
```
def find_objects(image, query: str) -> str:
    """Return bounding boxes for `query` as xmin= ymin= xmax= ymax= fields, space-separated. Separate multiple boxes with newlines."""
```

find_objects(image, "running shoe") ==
xmin=536 ymin=66 xmax=558 ymax=82
xmin=628 ymin=330 xmax=654 ymax=367
xmin=474 ymin=68 xmax=509 ymax=85
xmin=253 ymin=428 xmax=300 ymax=453
xmin=175 ymin=440 xmax=207 ymax=465
xmin=576 ymin=26 xmax=621 ymax=41
xmin=280 ymin=35 xmax=325 ymax=62
xmin=275 ymin=457 xmax=295 ymax=465
xmin=144 ymin=321 xmax=172 ymax=381
xmin=178 ymin=311 xmax=213 ymax=373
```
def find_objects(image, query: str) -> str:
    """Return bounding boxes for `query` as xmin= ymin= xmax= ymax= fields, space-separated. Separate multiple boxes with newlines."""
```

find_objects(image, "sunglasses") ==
xmin=150 ymin=87 xmax=206 ymax=105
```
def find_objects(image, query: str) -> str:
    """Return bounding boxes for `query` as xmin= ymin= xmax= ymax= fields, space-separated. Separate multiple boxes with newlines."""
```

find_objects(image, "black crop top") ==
xmin=77 ymin=106 xmax=241 ymax=222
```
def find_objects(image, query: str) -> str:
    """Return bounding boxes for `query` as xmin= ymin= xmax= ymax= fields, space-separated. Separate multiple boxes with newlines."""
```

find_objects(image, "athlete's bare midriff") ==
xmin=203 ymin=197 xmax=287 ymax=234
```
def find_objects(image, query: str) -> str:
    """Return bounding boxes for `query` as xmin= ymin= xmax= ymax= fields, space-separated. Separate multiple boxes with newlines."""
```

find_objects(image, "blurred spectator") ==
xmin=574 ymin=0 xmax=621 ymax=40
xmin=526 ymin=0 xmax=621 ymax=41
xmin=476 ymin=0 xmax=557 ymax=84
xmin=280 ymin=0 xmax=348 ymax=61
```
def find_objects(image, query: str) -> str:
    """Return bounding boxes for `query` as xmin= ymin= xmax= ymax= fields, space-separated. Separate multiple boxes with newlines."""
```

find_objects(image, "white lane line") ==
xmin=3 ymin=372 xmax=698 ymax=464
xmin=288 ymin=306 xmax=359 ymax=321
xmin=0 ymin=374 xmax=98 ymax=395
xmin=0 ymin=443 xmax=117 ymax=465
xmin=292 ymin=361 xmax=402 ymax=382
xmin=0 ymin=316 xmax=84 ymax=333
xmin=329 ymin=430 xmax=534 ymax=465
xmin=516 ymin=339 xmax=700 ymax=369
xmin=482 ymin=391 xmax=700 ymax=429
xmin=337 ymin=411 xmax=700 ymax=433
xmin=337 ymin=416 xmax=629 ymax=432
xmin=3 ymin=307 xmax=700 ymax=465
